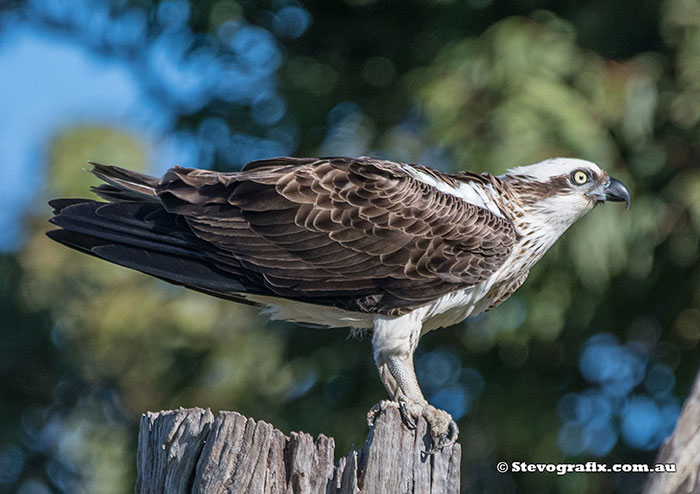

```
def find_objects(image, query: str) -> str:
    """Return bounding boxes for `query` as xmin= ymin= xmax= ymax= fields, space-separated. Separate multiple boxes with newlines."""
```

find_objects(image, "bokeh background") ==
xmin=1 ymin=0 xmax=699 ymax=493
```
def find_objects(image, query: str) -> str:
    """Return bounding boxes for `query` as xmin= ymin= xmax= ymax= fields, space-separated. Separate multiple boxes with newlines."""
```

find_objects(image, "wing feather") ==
xmin=156 ymin=157 xmax=516 ymax=315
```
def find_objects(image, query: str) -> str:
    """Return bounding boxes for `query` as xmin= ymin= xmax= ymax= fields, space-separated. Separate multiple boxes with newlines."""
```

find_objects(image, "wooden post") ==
xmin=644 ymin=368 xmax=700 ymax=494
xmin=135 ymin=406 xmax=461 ymax=493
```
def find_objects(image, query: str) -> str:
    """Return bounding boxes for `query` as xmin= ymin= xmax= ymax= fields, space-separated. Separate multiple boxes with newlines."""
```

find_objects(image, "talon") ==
xmin=425 ymin=441 xmax=445 ymax=454
xmin=368 ymin=401 xmax=459 ymax=451
xmin=427 ymin=418 xmax=459 ymax=452
xmin=399 ymin=401 xmax=417 ymax=430
xmin=445 ymin=419 xmax=459 ymax=446
xmin=410 ymin=404 xmax=459 ymax=453
xmin=366 ymin=400 xmax=399 ymax=428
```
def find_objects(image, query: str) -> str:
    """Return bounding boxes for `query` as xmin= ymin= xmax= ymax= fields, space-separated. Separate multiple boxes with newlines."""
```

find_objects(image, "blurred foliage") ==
xmin=48 ymin=127 xmax=149 ymax=197
xmin=1 ymin=0 xmax=700 ymax=493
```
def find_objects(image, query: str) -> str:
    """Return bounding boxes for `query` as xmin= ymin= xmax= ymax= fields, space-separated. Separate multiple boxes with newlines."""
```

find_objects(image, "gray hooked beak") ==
xmin=588 ymin=177 xmax=631 ymax=209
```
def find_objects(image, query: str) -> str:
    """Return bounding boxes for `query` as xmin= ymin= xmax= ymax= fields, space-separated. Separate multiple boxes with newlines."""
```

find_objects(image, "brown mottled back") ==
xmin=152 ymin=157 xmax=517 ymax=315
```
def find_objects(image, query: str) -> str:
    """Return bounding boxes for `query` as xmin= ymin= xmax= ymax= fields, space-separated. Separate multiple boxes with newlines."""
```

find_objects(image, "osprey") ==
xmin=47 ymin=156 xmax=630 ymax=450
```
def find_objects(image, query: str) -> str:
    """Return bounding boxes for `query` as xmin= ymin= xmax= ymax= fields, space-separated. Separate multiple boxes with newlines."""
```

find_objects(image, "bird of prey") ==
xmin=47 ymin=156 xmax=630 ymax=450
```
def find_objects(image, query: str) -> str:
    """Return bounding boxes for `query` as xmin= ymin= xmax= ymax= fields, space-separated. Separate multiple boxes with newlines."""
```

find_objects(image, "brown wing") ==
xmin=155 ymin=157 xmax=516 ymax=316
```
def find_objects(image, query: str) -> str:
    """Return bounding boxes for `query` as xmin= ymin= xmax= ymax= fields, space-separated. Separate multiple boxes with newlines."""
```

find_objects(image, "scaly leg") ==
xmin=367 ymin=313 xmax=459 ymax=451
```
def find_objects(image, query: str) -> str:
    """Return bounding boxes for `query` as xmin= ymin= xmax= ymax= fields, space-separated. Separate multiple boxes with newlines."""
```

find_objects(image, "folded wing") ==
xmin=48 ymin=157 xmax=517 ymax=316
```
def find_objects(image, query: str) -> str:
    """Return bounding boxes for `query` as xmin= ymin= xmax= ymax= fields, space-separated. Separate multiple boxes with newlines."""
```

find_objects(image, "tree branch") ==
xmin=644 ymin=368 xmax=700 ymax=494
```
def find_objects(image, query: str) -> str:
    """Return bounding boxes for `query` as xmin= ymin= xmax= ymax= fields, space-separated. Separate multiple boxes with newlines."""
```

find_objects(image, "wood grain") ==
xmin=135 ymin=406 xmax=461 ymax=493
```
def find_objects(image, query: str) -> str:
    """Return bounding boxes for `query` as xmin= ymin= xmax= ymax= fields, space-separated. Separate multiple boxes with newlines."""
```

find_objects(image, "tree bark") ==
xmin=135 ymin=406 xmax=461 ymax=494
xmin=644 ymin=369 xmax=700 ymax=494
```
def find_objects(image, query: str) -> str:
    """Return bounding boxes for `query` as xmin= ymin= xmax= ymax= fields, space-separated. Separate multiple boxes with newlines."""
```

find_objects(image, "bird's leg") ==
xmin=367 ymin=314 xmax=459 ymax=452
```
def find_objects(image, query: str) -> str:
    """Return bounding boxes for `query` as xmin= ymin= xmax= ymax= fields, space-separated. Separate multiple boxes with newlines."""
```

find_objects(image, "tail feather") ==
xmin=47 ymin=197 xmax=248 ymax=298
xmin=89 ymin=162 xmax=160 ymax=202
xmin=49 ymin=200 xmax=202 ymax=256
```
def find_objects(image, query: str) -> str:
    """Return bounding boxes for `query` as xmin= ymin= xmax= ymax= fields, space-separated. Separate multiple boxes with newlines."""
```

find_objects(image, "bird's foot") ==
xmin=401 ymin=401 xmax=459 ymax=453
xmin=366 ymin=400 xmax=459 ymax=453
xmin=366 ymin=399 xmax=398 ymax=427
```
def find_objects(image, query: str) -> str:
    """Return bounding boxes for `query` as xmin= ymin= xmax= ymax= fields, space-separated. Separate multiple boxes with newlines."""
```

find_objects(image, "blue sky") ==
xmin=0 ymin=22 xmax=176 ymax=251
xmin=0 ymin=0 xmax=307 ymax=252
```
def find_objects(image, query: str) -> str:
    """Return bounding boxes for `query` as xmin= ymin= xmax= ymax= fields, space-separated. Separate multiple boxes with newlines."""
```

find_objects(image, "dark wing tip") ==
xmin=45 ymin=228 xmax=65 ymax=242
xmin=48 ymin=198 xmax=88 ymax=214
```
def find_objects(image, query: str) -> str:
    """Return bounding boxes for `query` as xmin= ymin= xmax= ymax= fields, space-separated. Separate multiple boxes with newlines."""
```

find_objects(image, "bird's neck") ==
xmin=493 ymin=178 xmax=571 ymax=272
xmin=460 ymin=173 xmax=571 ymax=271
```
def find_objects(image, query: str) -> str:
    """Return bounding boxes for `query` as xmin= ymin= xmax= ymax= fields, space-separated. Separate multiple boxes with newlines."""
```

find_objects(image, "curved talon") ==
xmin=368 ymin=401 xmax=459 ymax=452
xmin=425 ymin=419 xmax=459 ymax=454
xmin=445 ymin=420 xmax=459 ymax=444
xmin=366 ymin=400 xmax=399 ymax=428
xmin=410 ymin=404 xmax=459 ymax=453
xmin=399 ymin=401 xmax=417 ymax=430
xmin=426 ymin=433 xmax=446 ymax=455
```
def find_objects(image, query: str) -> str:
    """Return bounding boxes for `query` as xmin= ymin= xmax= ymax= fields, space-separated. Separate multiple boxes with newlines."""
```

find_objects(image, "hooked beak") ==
xmin=588 ymin=177 xmax=631 ymax=209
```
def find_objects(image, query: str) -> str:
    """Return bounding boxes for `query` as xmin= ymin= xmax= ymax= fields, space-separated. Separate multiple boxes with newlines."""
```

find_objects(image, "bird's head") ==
xmin=500 ymin=158 xmax=630 ymax=234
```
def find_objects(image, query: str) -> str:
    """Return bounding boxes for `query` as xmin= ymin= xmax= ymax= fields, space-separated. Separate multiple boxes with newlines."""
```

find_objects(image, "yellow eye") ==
xmin=572 ymin=170 xmax=589 ymax=185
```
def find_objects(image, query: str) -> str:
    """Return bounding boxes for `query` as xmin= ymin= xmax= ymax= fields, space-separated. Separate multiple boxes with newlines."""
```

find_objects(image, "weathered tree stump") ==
xmin=644 ymin=368 xmax=700 ymax=494
xmin=135 ymin=406 xmax=461 ymax=493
